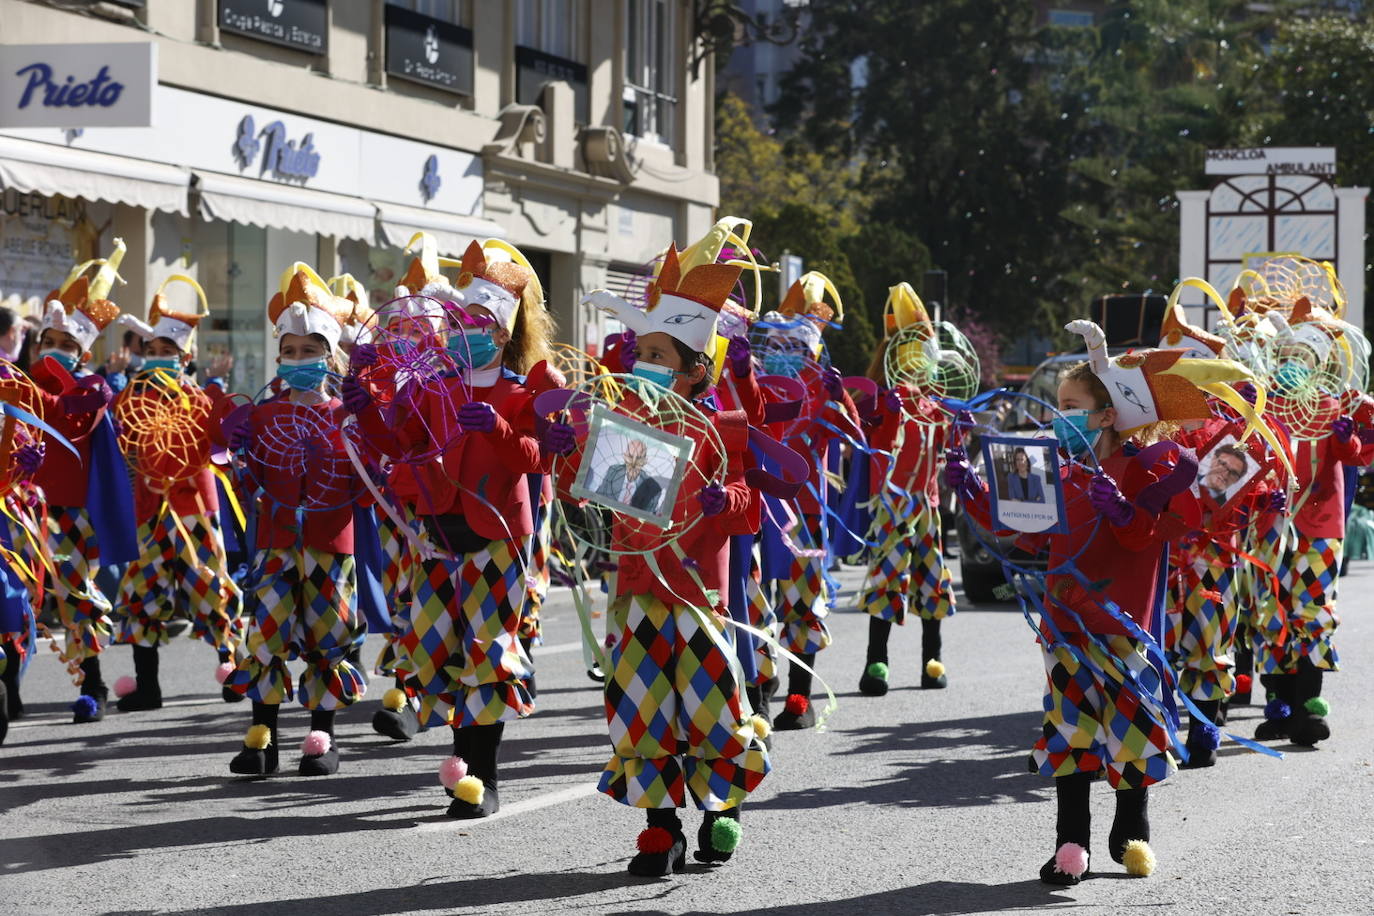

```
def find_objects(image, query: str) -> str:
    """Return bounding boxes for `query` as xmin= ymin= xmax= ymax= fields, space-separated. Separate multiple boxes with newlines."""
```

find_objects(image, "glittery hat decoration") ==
xmin=42 ymin=237 xmax=127 ymax=353
xmin=329 ymin=273 xmax=376 ymax=348
xmin=759 ymin=270 xmax=844 ymax=358
xmin=1158 ymin=298 xmax=1225 ymax=359
xmin=267 ymin=262 xmax=358 ymax=353
xmin=584 ymin=245 xmax=742 ymax=355
xmin=117 ymin=275 xmax=210 ymax=353
xmin=454 ymin=238 xmax=537 ymax=331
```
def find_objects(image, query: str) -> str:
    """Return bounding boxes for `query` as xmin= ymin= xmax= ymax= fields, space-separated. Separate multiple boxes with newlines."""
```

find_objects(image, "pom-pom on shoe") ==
xmin=1179 ymin=721 xmax=1220 ymax=769
xmin=113 ymin=675 xmax=136 ymax=698
xmin=1254 ymin=698 xmax=1291 ymax=740
xmin=859 ymin=662 xmax=890 ymax=696
xmin=71 ymin=693 xmax=104 ymax=724
xmin=1040 ymin=843 xmax=1089 ymax=885
xmin=115 ymin=677 xmax=162 ymax=712
xmin=447 ymin=774 xmax=499 ymax=819
xmin=1121 ymin=840 xmax=1157 ymax=876
xmin=372 ymin=688 xmax=420 ymax=741
xmin=1232 ymin=673 xmax=1253 ymax=705
xmin=629 ymin=827 xmax=686 ymax=877
xmin=438 ymin=755 xmax=469 ymax=792
xmin=298 ymin=730 xmax=339 ymax=776
xmin=772 ymin=694 xmax=815 ymax=730
xmin=693 ymin=811 xmax=743 ymax=864
xmin=921 ymin=658 xmax=948 ymax=689
xmin=229 ymin=724 xmax=278 ymax=775
xmin=1289 ymin=697 xmax=1331 ymax=747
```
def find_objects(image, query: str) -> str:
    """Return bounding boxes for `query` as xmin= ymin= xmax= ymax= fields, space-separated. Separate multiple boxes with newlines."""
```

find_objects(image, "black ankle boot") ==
xmin=1255 ymin=673 xmax=1296 ymax=740
xmin=1 ymin=642 xmax=22 ymax=720
xmin=1041 ymin=772 xmax=1092 ymax=885
xmin=1288 ymin=658 xmax=1331 ymax=747
xmin=1232 ymin=636 xmax=1254 ymax=705
xmin=230 ymin=702 xmax=279 ymax=775
xmin=299 ymin=708 xmax=339 ymax=776
xmin=1109 ymin=787 xmax=1155 ymax=874
xmin=372 ymin=678 xmax=419 ymax=741
xmin=1179 ymin=700 xmax=1220 ymax=769
xmin=447 ymin=722 xmax=503 ymax=818
xmin=859 ymin=617 xmax=892 ymax=696
xmin=921 ymin=618 xmax=947 ymax=688
xmin=694 ymin=807 xmax=742 ymax=864
xmin=117 ymin=644 xmax=163 ymax=712
xmin=773 ymin=653 xmax=816 ymax=730
xmin=72 ymin=657 xmax=107 ymax=723
xmin=629 ymin=808 xmax=686 ymax=877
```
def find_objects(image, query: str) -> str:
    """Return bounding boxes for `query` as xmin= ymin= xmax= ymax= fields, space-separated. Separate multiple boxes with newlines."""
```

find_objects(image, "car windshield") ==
xmin=1006 ymin=359 xmax=1077 ymax=431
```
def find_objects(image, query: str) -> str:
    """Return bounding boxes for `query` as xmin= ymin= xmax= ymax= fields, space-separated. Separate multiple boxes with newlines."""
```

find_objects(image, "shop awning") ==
xmin=374 ymin=201 xmax=505 ymax=254
xmin=0 ymin=136 xmax=190 ymax=215
xmin=194 ymin=172 xmax=376 ymax=241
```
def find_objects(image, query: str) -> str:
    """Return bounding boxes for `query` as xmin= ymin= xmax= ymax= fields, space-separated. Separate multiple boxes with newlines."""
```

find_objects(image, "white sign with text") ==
xmin=0 ymin=43 xmax=156 ymax=128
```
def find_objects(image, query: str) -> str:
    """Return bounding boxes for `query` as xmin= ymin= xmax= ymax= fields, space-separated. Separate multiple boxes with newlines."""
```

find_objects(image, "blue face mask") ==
xmin=763 ymin=350 xmax=805 ymax=377
xmin=39 ymin=349 xmax=79 ymax=372
xmin=1052 ymin=408 xmax=1103 ymax=456
xmin=1274 ymin=361 xmax=1310 ymax=394
xmin=142 ymin=357 xmax=181 ymax=375
xmin=448 ymin=330 xmax=498 ymax=369
xmin=630 ymin=362 xmax=679 ymax=390
xmin=277 ymin=357 xmax=330 ymax=391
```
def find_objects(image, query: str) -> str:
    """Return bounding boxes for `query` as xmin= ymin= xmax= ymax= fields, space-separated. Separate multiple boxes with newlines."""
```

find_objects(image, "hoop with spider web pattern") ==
xmin=747 ymin=313 xmax=832 ymax=441
xmin=0 ymin=360 xmax=45 ymax=490
xmin=113 ymin=370 xmax=214 ymax=485
xmin=883 ymin=320 xmax=981 ymax=415
xmin=1260 ymin=323 xmax=1353 ymax=442
xmin=235 ymin=377 xmax=361 ymax=513
xmin=1236 ymin=255 xmax=1346 ymax=319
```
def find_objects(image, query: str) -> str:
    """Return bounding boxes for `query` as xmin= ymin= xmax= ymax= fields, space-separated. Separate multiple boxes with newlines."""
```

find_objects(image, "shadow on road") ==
xmin=608 ymin=878 xmax=1076 ymax=915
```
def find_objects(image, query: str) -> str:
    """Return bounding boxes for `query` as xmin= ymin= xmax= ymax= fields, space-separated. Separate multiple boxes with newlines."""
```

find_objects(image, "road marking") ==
xmin=416 ymin=782 xmax=597 ymax=830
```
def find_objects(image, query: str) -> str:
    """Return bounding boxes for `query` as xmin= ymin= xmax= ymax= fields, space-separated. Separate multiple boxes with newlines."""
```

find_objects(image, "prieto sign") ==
xmin=0 ymin=43 xmax=156 ymax=128
xmin=1204 ymin=147 xmax=1336 ymax=177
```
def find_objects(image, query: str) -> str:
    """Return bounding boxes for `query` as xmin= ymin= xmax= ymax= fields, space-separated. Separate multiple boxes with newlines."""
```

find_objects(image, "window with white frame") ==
xmin=624 ymin=0 xmax=677 ymax=147
xmin=517 ymin=0 xmax=584 ymax=61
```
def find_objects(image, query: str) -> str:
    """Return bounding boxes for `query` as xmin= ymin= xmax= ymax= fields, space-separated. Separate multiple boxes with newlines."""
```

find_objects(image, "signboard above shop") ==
xmin=219 ymin=0 xmax=327 ymax=56
xmin=384 ymin=4 xmax=474 ymax=96
xmin=1205 ymin=147 xmax=1336 ymax=177
xmin=0 ymin=42 xmax=156 ymax=128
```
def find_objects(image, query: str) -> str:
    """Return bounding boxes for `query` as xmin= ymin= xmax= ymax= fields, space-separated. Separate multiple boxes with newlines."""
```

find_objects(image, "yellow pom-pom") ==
xmin=1122 ymin=840 xmax=1157 ymax=877
xmin=382 ymin=687 xmax=407 ymax=711
xmin=750 ymin=714 xmax=771 ymax=740
xmin=244 ymin=724 xmax=272 ymax=750
xmin=455 ymin=775 xmax=485 ymax=805
xmin=925 ymin=659 xmax=946 ymax=679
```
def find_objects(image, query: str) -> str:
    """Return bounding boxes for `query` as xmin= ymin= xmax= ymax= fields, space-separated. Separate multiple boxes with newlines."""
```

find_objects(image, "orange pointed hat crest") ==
xmin=42 ymin=238 xmax=126 ymax=352
xmin=584 ymin=244 xmax=742 ymax=354
xmin=117 ymin=275 xmax=210 ymax=352
xmin=1158 ymin=299 xmax=1225 ymax=358
xmin=267 ymin=263 xmax=356 ymax=352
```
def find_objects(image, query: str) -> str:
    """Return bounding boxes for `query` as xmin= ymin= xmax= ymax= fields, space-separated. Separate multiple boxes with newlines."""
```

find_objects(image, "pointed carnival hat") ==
xmin=42 ymin=237 xmax=126 ymax=353
xmin=883 ymin=280 xmax=940 ymax=368
xmin=1158 ymin=298 xmax=1225 ymax=359
xmin=759 ymin=270 xmax=844 ymax=359
xmin=267 ymin=262 xmax=359 ymax=353
xmin=452 ymin=238 xmax=538 ymax=331
xmin=328 ymin=273 xmax=376 ymax=348
xmin=584 ymin=245 xmax=742 ymax=355
xmin=117 ymin=274 xmax=210 ymax=352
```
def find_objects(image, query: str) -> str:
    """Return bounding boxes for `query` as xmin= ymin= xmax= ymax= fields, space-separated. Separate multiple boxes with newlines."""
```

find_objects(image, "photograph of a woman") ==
xmin=1005 ymin=447 xmax=1046 ymax=504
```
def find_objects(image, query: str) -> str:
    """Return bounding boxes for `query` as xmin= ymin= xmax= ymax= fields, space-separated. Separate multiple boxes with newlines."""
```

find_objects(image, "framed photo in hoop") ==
xmin=1191 ymin=427 xmax=1270 ymax=516
xmin=981 ymin=435 xmax=1068 ymax=534
xmin=570 ymin=403 xmax=693 ymax=529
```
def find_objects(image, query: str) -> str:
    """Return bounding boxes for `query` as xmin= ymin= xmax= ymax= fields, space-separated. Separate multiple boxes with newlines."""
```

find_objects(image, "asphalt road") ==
xmin=3 ymin=560 xmax=1373 ymax=916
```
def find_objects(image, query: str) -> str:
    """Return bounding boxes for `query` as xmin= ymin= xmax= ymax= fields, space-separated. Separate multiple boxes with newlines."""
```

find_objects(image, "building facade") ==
xmin=0 ymin=0 xmax=719 ymax=388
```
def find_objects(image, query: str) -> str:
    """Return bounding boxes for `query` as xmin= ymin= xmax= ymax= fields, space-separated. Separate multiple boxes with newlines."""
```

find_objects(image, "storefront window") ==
xmin=517 ymin=0 xmax=583 ymax=62
xmin=624 ymin=0 xmax=677 ymax=147
xmin=0 ymin=191 xmax=103 ymax=306
xmin=192 ymin=219 xmax=268 ymax=394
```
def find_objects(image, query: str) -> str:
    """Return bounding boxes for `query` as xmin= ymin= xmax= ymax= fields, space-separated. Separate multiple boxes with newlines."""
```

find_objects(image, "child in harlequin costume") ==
xmin=345 ymin=238 xmax=557 ymax=818
xmin=220 ymin=265 xmax=368 ymax=777
xmin=108 ymin=276 xmax=242 ymax=712
xmin=27 ymin=240 xmax=139 ymax=724
xmin=753 ymin=273 xmax=863 ymax=730
xmin=1249 ymin=299 xmax=1372 ymax=747
xmin=561 ymin=246 xmax=771 ymax=876
xmin=948 ymin=319 xmax=1250 ymax=884
xmin=857 ymin=284 xmax=957 ymax=696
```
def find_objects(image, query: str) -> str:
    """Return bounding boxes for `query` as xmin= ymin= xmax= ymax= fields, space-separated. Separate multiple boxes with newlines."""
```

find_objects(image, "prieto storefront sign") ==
xmin=0 ymin=43 xmax=156 ymax=128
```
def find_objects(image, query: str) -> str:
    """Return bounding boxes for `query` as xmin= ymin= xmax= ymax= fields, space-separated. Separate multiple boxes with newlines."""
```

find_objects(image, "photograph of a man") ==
xmin=1201 ymin=442 xmax=1249 ymax=503
xmin=595 ymin=437 xmax=663 ymax=513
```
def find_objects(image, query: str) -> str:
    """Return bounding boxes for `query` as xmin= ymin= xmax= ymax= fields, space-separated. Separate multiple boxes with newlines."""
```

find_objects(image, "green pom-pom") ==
xmin=711 ymin=816 xmax=742 ymax=853
xmin=1305 ymin=696 xmax=1331 ymax=717
xmin=865 ymin=661 xmax=889 ymax=680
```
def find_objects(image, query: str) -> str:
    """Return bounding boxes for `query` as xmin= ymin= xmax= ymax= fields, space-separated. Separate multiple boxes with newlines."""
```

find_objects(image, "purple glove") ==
xmin=228 ymin=420 xmax=254 ymax=453
xmin=341 ymin=375 xmax=372 ymax=414
xmin=726 ymin=336 xmax=752 ymax=379
xmin=14 ymin=441 xmax=44 ymax=476
xmin=350 ymin=342 xmax=379 ymax=370
xmin=1237 ymin=382 xmax=1258 ymax=405
xmin=619 ymin=330 xmax=637 ymax=371
xmin=1268 ymin=489 xmax=1288 ymax=514
xmin=944 ymin=447 xmax=976 ymax=494
xmin=698 ymin=483 xmax=727 ymax=516
xmin=1332 ymin=415 xmax=1355 ymax=442
xmin=1089 ymin=472 xmax=1135 ymax=526
xmin=822 ymin=366 xmax=844 ymax=400
xmin=458 ymin=401 xmax=497 ymax=433
xmin=883 ymin=387 xmax=903 ymax=414
xmin=540 ymin=421 xmax=576 ymax=456
xmin=59 ymin=375 xmax=112 ymax=415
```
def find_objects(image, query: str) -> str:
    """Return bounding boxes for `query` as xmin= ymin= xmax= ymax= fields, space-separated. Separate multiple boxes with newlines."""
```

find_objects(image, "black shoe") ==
xmin=1254 ymin=716 xmax=1290 ymax=740
xmin=1179 ymin=702 xmax=1220 ymax=769
xmin=229 ymin=743 xmax=279 ymax=776
xmin=116 ymin=683 xmax=162 ymax=712
xmin=858 ymin=662 xmax=889 ymax=696
xmin=1040 ymin=848 xmax=1088 ymax=886
xmin=373 ymin=703 xmax=420 ymax=741
xmin=71 ymin=691 xmax=106 ymax=723
xmin=1288 ymin=660 xmax=1330 ymax=747
xmin=447 ymin=781 xmax=499 ymax=819
xmin=629 ymin=828 xmax=687 ymax=877
xmin=1109 ymin=788 xmax=1150 ymax=865
xmin=222 ymin=685 xmax=245 ymax=703
xmin=587 ymin=665 xmax=605 ymax=683
xmin=299 ymin=735 xmax=340 ymax=777
xmin=921 ymin=659 xmax=948 ymax=689
xmin=772 ymin=694 xmax=816 ymax=730
xmin=693 ymin=810 xmax=742 ymax=864
xmin=1289 ymin=712 xmax=1330 ymax=747
xmin=1 ymin=643 xmax=22 ymax=719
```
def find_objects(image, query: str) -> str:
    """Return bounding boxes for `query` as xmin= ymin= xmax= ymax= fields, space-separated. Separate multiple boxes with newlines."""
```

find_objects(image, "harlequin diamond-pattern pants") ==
xmin=373 ymin=511 xmax=419 ymax=675
xmin=115 ymin=512 xmax=237 ymax=651
xmin=47 ymin=506 xmax=111 ymax=663
xmin=521 ymin=501 xmax=552 ymax=643
xmin=772 ymin=515 xmax=832 ymax=655
xmin=225 ymin=548 xmax=365 ymax=710
xmin=396 ymin=536 xmax=534 ymax=729
xmin=1031 ymin=634 xmax=1176 ymax=790
xmin=746 ymin=546 xmax=776 ymax=685
xmin=599 ymin=593 xmax=771 ymax=810
xmin=860 ymin=494 xmax=956 ymax=625
xmin=1256 ymin=533 xmax=1341 ymax=674
xmin=1171 ymin=543 xmax=1237 ymax=702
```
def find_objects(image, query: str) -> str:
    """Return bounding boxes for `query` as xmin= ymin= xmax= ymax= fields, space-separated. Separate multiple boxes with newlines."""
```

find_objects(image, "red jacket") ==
xmin=1292 ymin=432 xmax=1362 ymax=539
xmin=866 ymin=386 xmax=946 ymax=502
xmin=29 ymin=360 xmax=103 ymax=507
xmin=122 ymin=379 xmax=225 ymax=524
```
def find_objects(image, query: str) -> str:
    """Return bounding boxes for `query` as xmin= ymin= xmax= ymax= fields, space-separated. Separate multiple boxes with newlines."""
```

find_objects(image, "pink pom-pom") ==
xmin=438 ymin=755 xmax=468 ymax=789
xmin=214 ymin=662 xmax=235 ymax=684
xmin=604 ymin=634 xmax=617 ymax=648
xmin=113 ymin=675 xmax=137 ymax=698
xmin=300 ymin=730 xmax=332 ymax=756
xmin=1054 ymin=842 xmax=1089 ymax=878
